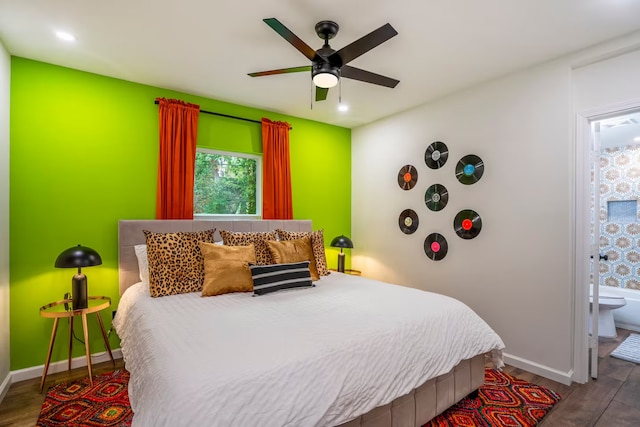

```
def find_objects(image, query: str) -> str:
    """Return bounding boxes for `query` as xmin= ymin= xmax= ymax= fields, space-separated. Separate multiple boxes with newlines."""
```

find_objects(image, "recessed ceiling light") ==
xmin=338 ymin=104 xmax=349 ymax=112
xmin=55 ymin=31 xmax=76 ymax=42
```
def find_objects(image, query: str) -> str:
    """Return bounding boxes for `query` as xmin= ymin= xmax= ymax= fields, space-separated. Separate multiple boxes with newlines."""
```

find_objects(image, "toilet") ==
xmin=589 ymin=288 xmax=627 ymax=338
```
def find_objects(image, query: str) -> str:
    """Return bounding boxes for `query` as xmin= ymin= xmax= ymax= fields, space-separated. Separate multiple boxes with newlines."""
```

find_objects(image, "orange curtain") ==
xmin=156 ymin=98 xmax=200 ymax=219
xmin=262 ymin=118 xmax=293 ymax=219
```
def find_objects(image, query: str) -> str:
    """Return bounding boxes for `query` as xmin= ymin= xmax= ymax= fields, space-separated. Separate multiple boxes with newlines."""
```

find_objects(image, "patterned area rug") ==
xmin=611 ymin=333 xmax=640 ymax=364
xmin=424 ymin=368 xmax=561 ymax=427
xmin=37 ymin=368 xmax=560 ymax=427
xmin=37 ymin=370 xmax=132 ymax=427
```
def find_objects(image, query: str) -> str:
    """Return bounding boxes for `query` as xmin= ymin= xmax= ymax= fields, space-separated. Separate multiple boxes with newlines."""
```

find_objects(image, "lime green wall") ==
xmin=9 ymin=57 xmax=351 ymax=371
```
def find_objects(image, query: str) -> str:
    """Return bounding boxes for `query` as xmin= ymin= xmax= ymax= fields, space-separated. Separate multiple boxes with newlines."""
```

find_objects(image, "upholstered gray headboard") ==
xmin=118 ymin=219 xmax=313 ymax=295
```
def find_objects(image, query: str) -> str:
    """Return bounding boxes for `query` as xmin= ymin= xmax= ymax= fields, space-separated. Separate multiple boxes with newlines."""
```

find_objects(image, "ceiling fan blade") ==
xmin=328 ymin=23 xmax=398 ymax=66
xmin=340 ymin=65 xmax=399 ymax=88
xmin=315 ymin=87 xmax=329 ymax=101
xmin=263 ymin=18 xmax=318 ymax=62
xmin=248 ymin=65 xmax=311 ymax=77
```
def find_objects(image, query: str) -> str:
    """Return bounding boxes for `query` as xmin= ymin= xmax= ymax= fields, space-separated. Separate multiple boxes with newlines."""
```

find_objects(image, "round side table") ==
xmin=39 ymin=296 xmax=115 ymax=392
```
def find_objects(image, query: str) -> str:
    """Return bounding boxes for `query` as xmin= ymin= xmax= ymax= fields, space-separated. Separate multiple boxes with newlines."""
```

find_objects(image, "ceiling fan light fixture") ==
xmin=313 ymin=72 xmax=338 ymax=88
xmin=249 ymin=18 xmax=399 ymax=98
xmin=312 ymin=63 xmax=339 ymax=88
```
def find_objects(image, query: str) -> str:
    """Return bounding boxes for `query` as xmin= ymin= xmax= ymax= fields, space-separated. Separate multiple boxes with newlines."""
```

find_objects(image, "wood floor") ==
xmin=508 ymin=328 xmax=640 ymax=427
xmin=0 ymin=330 xmax=637 ymax=426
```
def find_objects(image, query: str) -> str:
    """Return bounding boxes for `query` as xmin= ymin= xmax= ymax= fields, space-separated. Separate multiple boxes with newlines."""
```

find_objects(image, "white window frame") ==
xmin=194 ymin=148 xmax=262 ymax=220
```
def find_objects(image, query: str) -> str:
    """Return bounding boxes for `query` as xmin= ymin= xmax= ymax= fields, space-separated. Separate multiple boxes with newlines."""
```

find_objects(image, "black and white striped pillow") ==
xmin=250 ymin=261 xmax=314 ymax=296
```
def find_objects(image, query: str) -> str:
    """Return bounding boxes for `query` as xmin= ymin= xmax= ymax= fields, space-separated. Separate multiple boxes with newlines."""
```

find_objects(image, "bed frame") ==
xmin=118 ymin=219 xmax=485 ymax=427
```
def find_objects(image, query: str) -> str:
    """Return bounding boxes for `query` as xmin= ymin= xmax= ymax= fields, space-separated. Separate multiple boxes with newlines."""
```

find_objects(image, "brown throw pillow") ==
xmin=276 ymin=229 xmax=330 ymax=276
xmin=143 ymin=229 xmax=215 ymax=297
xmin=199 ymin=242 xmax=256 ymax=296
xmin=267 ymin=236 xmax=319 ymax=281
xmin=219 ymin=230 xmax=277 ymax=265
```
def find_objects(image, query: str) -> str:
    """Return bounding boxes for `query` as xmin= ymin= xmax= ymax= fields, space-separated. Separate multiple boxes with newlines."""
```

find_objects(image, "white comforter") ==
xmin=114 ymin=273 xmax=504 ymax=427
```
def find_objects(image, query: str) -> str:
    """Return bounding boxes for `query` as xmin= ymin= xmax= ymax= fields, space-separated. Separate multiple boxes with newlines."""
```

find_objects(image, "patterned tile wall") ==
xmin=598 ymin=144 xmax=640 ymax=290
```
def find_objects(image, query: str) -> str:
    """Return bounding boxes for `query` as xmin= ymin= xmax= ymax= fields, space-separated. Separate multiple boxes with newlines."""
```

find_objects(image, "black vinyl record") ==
xmin=454 ymin=209 xmax=482 ymax=239
xmin=398 ymin=209 xmax=419 ymax=234
xmin=455 ymin=154 xmax=484 ymax=185
xmin=425 ymin=141 xmax=449 ymax=169
xmin=424 ymin=233 xmax=448 ymax=261
xmin=398 ymin=165 xmax=418 ymax=190
xmin=424 ymin=184 xmax=449 ymax=212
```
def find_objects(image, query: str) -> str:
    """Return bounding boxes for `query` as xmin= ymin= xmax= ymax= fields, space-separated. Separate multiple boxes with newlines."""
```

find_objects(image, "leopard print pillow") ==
xmin=276 ymin=229 xmax=330 ymax=276
xmin=219 ymin=230 xmax=278 ymax=265
xmin=143 ymin=228 xmax=215 ymax=297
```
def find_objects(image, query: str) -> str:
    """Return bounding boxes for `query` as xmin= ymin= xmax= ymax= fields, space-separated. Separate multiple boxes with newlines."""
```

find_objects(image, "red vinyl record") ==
xmin=454 ymin=209 xmax=482 ymax=239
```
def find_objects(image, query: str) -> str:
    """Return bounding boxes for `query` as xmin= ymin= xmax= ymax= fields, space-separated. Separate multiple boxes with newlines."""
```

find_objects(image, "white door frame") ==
xmin=573 ymin=98 xmax=640 ymax=383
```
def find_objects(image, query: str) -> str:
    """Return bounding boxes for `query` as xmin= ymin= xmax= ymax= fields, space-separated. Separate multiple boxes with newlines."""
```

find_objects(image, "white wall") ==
xmin=573 ymin=49 xmax=640 ymax=112
xmin=0 ymin=39 xmax=10 ymax=401
xmin=352 ymin=33 xmax=640 ymax=383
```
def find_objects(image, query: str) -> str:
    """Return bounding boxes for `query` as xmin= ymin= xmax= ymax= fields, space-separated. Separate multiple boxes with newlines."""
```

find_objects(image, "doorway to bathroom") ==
xmin=583 ymin=109 xmax=640 ymax=380
xmin=594 ymin=112 xmax=640 ymax=295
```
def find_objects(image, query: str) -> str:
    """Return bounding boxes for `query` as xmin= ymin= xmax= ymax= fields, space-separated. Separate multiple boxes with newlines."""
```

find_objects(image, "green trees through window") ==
xmin=194 ymin=150 xmax=260 ymax=215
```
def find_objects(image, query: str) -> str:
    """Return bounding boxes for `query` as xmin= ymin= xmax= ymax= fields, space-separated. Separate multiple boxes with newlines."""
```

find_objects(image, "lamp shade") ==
xmin=55 ymin=245 xmax=102 ymax=310
xmin=55 ymin=245 xmax=102 ymax=269
xmin=330 ymin=235 xmax=354 ymax=249
xmin=313 ymin=72 xmax=338 ymax=88
xmin=312 ymin=62 xmax=339 ymax=88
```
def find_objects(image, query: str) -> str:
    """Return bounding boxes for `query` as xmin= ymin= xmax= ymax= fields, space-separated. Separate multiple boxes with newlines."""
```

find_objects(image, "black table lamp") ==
xmin=55 ymin=245 xmax=102 ymax=310
xmin=330 ymin=235 xmax=353 ymax=273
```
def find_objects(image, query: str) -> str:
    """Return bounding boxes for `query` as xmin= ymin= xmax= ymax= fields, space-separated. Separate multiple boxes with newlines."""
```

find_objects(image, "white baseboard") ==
xmin=0 ymin=371 xmax=10 ymax=404
xmin=503 ymin=352 xmax=574 ymax=386
xmin=10 ymin=348 xmax=122 ymax=383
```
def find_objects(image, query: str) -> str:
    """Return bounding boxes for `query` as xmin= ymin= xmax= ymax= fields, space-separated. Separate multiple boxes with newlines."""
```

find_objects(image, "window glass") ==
xmin=194 ymin=149 xmax=261 ymax=216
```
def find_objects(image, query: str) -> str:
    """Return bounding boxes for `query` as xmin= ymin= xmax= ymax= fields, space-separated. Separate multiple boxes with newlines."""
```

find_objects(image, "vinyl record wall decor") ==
xmin=397 ymin=141 xmax=484 ymax=261
xmin=454 ymin=209 xmax=482 ymax=239
xmin=425 ymin=184 xmax=448 ymax=212
xmin=424 ymin=233 xmax=448 ymax=260
xmin=397 ymin=165 xmax=418 ymax=190
xmin=455 ymin=154 xmax=484 ymax=185
xmin=425 ymin=141 xmax=448 ymax=169
xmin=399 ymin=209 xmax=419 ymax=234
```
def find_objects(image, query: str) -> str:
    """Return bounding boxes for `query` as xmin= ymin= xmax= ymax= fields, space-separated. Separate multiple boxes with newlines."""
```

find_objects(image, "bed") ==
xmin=114 ymin=219 xmax=504 ymax=427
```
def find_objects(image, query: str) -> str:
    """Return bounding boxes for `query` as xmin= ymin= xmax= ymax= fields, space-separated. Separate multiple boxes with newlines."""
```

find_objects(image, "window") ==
xmin=607 ymin=200 xmax=637 ymax=223
xmin=194 ymin=149 xmax=261 ymax=217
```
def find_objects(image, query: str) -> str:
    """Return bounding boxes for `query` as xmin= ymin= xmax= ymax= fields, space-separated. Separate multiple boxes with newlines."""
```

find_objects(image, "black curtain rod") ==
xmin=153 ymin=100 xmax=292 ymax=130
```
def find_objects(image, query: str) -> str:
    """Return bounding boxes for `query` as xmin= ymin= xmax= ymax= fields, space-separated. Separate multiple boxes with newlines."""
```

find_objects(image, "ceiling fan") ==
xmin=248 ymin=18 xmax=400 ymax=101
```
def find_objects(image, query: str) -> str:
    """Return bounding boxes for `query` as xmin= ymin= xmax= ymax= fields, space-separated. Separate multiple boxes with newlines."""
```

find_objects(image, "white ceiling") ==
xmin=2 ymin=0 xmax=640 ymax=128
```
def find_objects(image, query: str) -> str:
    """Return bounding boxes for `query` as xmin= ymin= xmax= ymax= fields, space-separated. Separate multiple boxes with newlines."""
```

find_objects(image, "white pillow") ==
xmin=134 ymin=244 xmax=149 ymax=284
